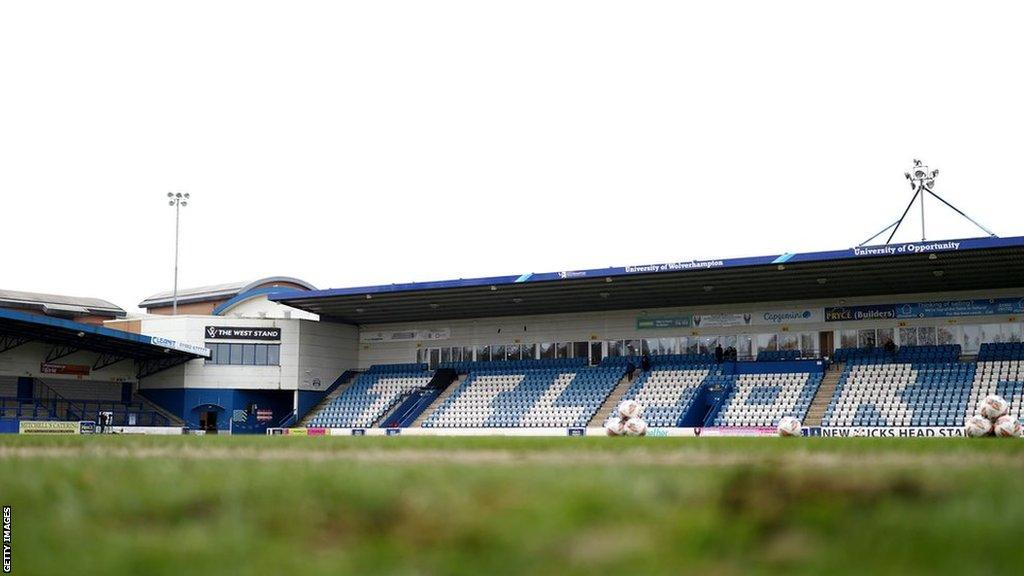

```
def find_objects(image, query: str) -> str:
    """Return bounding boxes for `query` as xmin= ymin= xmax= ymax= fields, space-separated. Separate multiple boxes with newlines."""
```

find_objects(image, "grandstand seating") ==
xmin=978 ymin=342 xmax=1024 ymax=361
xmin=969 ymin=360 xmax=1024 ymax=420
xmin=424 ymin=364 xmax=623 ymax=428
xmin=711 ymin=372 xmax=822 ymax=427
xmin=307 ymin=369 xmax=432 ymax=428
xmin=833 ymin=345 xmax=961 ymax=364
xmin=823 ymin=361 xmax=976 ymax=427
xmin=606 ymin=363 xmax=718 ymax=427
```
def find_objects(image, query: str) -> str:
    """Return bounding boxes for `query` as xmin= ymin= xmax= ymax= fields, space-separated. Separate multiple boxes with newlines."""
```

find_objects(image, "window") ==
xmin=462 ymin=346 xmax=474 ymax=361
xmin=1008 ymin=323 xmax=1023 ymax=343
xmin=624 ymin=340 xmax=641 ymax=356
xmin=800 ymin=333 xmax=817 ymax=355
xmin=779 ymin=334 xmax=799 ymax=351
xmin=229 ymin=344 xmax=243 ymax=364
xmin=840 ymin=330 xmax=858 ymax=349
xmin=521 ymin=343 xmax=536 ymax=360
xmin=476 ymin=345 xmax=489 ymax=362
xmin=556 ymin=342 xmax=569 ymax=359
xmin=206 ymin=343 xmax=281 ymax=366
xmin=876 ymin=328 xmax=895 ymax=348
xmin=899 ymin=327 xmax=918 ymax=346
xmin=573 ymin=342 xmax=589 ymax=359
xmin=857 ymin=329 xmax=877 ymax=348
xmin=255 ymin=344 xmax=268 ymax=365
xmin=440 ymin=348 xmax=451 ymax=363
xmin=755 ymin=334 xmax=777 ymax=353
xmin=962 ymin=325 xmax=982 ymax=354
xmin=539 ymin=343 xmax=555 ymax=359
xmin=937 ymin=326 xmax=957 ymax=346
xmin=606 ymin=340 xmax=623 ymax=357
xmin=492 ymin=345 xmax=505 ymax=361
xmin=918 ymin=326 xmax=937 ymax=345
xmin=736 ymin=335 xmax=753 ymax=359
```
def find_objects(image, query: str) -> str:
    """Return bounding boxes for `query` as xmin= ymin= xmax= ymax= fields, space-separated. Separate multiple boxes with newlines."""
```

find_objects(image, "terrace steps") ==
xmin=587 ymin=372 xmax=635 ymax=426
xmin=297 ymin=372 xmax=362 ymax=427
xmin=804 ymin=362 xmax=844 ymax=426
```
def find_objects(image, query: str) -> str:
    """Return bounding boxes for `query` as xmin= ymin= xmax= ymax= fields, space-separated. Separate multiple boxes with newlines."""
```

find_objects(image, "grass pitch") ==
xmin=2 ymin=436 xmax=1023 ymax=576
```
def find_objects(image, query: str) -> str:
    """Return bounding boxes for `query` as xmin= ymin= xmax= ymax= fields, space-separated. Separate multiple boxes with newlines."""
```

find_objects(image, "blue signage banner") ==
xmin=824 ymin=305 xmax=898 ymax=322
xmin=826 ymin=298 xmax=1024 ymax=322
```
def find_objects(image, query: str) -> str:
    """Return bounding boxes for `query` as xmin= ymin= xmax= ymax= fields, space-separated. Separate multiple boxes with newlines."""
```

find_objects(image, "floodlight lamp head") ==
xmin=906 ymin=159 xmax=938 ymax=189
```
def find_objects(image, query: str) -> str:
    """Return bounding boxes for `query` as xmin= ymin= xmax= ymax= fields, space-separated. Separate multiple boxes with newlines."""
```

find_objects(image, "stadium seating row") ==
xmin=712 ymin=372 xmax=822 ymax=427
xmin=307 ymin=370 xmax=432 ymax=428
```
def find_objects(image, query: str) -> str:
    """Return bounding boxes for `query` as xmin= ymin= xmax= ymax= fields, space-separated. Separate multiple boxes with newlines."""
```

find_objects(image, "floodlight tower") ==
xmin=167 ymin=191 xmax=190 ymax=315
xmin=858 ymin=161 xmax=997 ymax=247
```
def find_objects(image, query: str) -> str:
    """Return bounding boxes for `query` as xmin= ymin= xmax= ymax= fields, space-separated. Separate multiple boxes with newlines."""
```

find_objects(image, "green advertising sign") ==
xmin=636 ymin=316 xmax=692 ymax=330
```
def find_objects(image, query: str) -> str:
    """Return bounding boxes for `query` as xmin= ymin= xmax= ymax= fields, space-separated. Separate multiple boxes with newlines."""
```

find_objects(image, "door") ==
xmin=200 ymin=411 xmax=219 ymax=434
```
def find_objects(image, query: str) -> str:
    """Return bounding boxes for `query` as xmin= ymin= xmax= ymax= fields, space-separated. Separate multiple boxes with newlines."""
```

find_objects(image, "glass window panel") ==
xmin=242 ymin=344 xmax=256 ymax=365
xmin=606 ymin=341 xmax=623 ymax=357
xmin=573 ymin=342 xmax=589 ymax=359
xmin=937 ymin=326 xmax=957 ymax=346
xmin=736 ymin=335 xmax=753 ymax=359
xmin=917 ymin=326 xmax=937 ymax=345
xmin=428 ymin=348 xmax=440 ymax=369
xmin=539 ymin=343 xmax=555 ymax=359
xmin=800 ymin=333 xmax=817 ymax=355
xmin=899 ymin=327 xmax=918 ymax=346
xmin=625 ymin=340 xmax=641 ymax=356
xmin=641 ymin=339 xmax=652 ymax=355
xmin=440 ymin=348 xmax=451 ymax=363
xmin=779 ymin=334 xmax=799 ymax=350
xmin=267 ymin=345 xmax=280 ymax=366
xmin=476 ymin=345 xmax=489 ymax=362
xmin=589 ymin=342 xmax=603 ymax=366
xmin=206 ymin=344 xmax=217 ymax=364
xmin=416 ymin=348 xmax=424 ymax=363
xmin=961 ymin=325 xmax=982 ymax=354
xmin=505 ymin=344 xmax=519 ymax=360
xmin=840 ymin=330 xmax=858 ymax=349
xmin=1007 ymin=323 xmax=1023 ymax=343
xmin=255 ymin=344 xmax=268 ymax=365
xmin=462 ymin=346 xmax=473 ymax=361
xmin=876 ymin=328 xmax=895 ymax=349
xmin=685 ymin=338 xmax=699 ymax=354
xmin=980 ymin=324 xmax=1004 ymax=344
xmin=857 ymin=329 xmax=877 ymax=348
xmin=556 ymin=342 xmax=569 ymax=359
xmin=660 ymin=338 xmax=676 ymax=355
xmin=492 ymin=345 xmax=505 ymax=361
xmin=755 ymin=334 xmax=777 ymax=353
xmin=229 ymin=344 xmax=243 ymax=365
xmin=521 ymin=343 xmax=536 ymax=360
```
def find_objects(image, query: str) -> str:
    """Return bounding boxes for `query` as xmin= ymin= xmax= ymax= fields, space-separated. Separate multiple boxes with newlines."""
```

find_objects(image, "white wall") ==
xmin=136 ymin=315 xmax=358 ymax=391
xmin=356 ymin=287 xmax=1024 ymax=367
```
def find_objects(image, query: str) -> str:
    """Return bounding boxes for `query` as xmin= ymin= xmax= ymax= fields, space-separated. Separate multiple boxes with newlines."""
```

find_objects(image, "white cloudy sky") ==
xmin=2 ymin=1 xmax=1022 ymax=312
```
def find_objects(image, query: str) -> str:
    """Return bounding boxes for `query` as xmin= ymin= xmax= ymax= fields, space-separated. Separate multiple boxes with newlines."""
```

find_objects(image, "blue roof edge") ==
xmin=270 ymin=235 xmax=1024 ymax=302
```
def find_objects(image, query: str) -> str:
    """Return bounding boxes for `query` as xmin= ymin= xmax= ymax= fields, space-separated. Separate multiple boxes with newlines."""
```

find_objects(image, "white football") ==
xmin=964 ymin=414 xmax=993 ymax=437
xmin=777 ymin=416 xmax=802 ymax=437
xmin=979 ymin=395 xmax=1010 ymax=420
xmin=617 ymin=399 xmax=643 ymax=419
xmin=624 ymin=417 xmax=648 ymax=437
xmin=604 ymin=416 xmax=626 ymax=437
xmin=993 ymin=415 xmax=1022 ymax=438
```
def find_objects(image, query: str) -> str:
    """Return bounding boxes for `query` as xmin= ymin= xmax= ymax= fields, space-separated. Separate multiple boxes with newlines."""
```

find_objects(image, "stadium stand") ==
xmin=424 ymin=360 xmax=622 ymax=427
xmin=978 ymin=342 xmax=1024 ymax=361
xmin=969 ymin=360 xmax=1024 ymax=419
xmin=756 ymin=350 xmax=804 ymax=361
xmin=603 ymin=360 xmax=719 ymax=427
xmin=711 ymin=371 xmax=823 ymax=427
xmin=307 ymin=368 xmax=432 ymax=428
xmin=823 ymin=346 xmax=975 ymax=427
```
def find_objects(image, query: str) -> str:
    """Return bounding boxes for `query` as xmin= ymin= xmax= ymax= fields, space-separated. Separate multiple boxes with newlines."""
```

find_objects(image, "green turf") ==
xmin=1 ymin=435 xmax=1022 ymax=575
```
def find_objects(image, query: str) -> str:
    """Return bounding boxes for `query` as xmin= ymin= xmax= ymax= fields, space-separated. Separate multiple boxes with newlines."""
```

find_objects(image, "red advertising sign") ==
xmin=256 ymin=409 xmax=274 ymax=423
xmin=40 ymin=363 xmax=91 ymax=376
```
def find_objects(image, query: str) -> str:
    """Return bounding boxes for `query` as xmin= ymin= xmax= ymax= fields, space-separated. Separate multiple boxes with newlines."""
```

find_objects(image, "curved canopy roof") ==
xmin=139 ymin=276 xmax=316 ymax=308
xmin=0 ymin=288 xmax=125 ymax=319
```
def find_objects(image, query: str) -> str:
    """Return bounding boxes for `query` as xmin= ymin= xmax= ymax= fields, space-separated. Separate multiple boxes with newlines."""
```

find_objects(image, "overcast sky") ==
xmin=2 ymin=1 xmax=1022 ymax=313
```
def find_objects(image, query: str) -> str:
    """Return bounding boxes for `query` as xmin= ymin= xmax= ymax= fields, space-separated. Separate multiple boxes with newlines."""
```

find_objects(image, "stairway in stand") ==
xmin=409 ymin=374 xmax=466 ymax=427
xmin=804 ymin=362 xmax=844 ymax=426
xmin=587 ymin=373 xmax=635 ymax=426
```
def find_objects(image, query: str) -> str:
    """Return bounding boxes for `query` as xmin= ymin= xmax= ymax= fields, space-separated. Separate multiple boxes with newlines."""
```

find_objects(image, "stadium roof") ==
xmin=0 ymin=308 xmax=209 ymax=378
xmin=139 ymin=276 xmax=316 ymax=308
xmin=0 ymin=288 xmax=125 ymax=319
xmin=270 ymin=236 xmax=1024 ymax=325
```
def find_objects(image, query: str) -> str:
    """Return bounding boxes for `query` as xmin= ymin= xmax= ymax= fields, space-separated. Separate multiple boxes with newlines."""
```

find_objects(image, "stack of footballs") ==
xmin=964 ymin=394 xmax=1022 ymax=438
xmin=604 ymin=399 xmax=648 ymax=436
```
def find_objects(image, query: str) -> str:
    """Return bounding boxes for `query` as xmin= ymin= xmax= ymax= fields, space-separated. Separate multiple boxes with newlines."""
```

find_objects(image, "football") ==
xmin=978 ymin=394 xmax=1010 ymax=420
xmin=617 ymin=399 xmax=643 ymax=419
xmin=993 ymin=415 xmax=1022 ymax=438
xmin=623 ymin=417 xmax=648 ymax=437
xmin=777 ymin=416 xmax=802 ymax=437
xmin=964 ymin=414 xmax=994 ymax=437
xmin=604 ymin=417 xmax=626 ymax=436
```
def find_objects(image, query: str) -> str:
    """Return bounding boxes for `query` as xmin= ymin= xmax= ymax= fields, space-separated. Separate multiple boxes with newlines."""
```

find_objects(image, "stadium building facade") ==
xmin=4 ymin=237 xmax=1024 ymax=435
